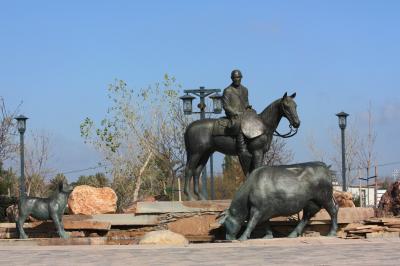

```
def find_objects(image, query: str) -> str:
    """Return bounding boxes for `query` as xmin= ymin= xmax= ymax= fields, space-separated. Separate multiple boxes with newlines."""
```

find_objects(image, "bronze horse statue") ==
xmin=183 ymin=92 xmax=300 ymax=200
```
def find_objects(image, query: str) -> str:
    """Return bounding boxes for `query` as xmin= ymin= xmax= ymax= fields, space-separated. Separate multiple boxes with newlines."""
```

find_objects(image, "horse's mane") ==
xmin=259 ymin=98 xmax=281 ymax=127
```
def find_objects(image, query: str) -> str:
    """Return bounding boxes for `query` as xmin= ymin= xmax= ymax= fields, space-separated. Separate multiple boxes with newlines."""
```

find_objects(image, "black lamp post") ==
xmin=336 ymin=111 xmax=349 ymax=192
xmin=180 ymin=87 xmax=222 ymax=199
xmin=15 ymin=115 xmax=28 ymax=197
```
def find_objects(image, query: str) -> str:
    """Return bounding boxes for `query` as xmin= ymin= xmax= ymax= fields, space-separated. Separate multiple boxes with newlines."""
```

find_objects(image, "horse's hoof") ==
xmin=326 ymin=232 xmax=337 ymax=237
xmin=187 ymin=195 xmax=196 ymax=201
xmin=60 ymin=232 xmax=70 ymax=239
xmin=226 ymin=234 xmax=236 ymax=241
xmin=287 ymin=232 xmax=298 ymax=238
xmin=198 ymin=194 xmax=208 ymax=201
xmin=194 ymin=192 xmax=207 ymax=201
xmin=238 ymin=236 xmax=248 ymax=241
xmin=184 ymin=192 xmax=196 ymax=201
xmin=19 ymin=234 xmax=28 ymax=239
xmin=61 ymin=234 xmax=70 ymax=239
xmin=263 ymin=234 xmax=273 ymax=239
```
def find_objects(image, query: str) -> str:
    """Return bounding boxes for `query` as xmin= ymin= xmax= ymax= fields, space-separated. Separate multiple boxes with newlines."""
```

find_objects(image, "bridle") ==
xmin=273 ymin=100 xmax=299 ymax=138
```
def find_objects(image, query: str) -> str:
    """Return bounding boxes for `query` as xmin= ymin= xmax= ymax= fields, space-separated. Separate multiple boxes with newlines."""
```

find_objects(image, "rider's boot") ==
xmin=237 ymin=132 xmax=248 ymax=154
xmin=237 ymin=132 xmax=252 ymax=176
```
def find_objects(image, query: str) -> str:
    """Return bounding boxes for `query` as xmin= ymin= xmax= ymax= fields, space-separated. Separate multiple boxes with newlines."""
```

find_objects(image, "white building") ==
xmin=333 ymin=183 xmax=386 ymax=207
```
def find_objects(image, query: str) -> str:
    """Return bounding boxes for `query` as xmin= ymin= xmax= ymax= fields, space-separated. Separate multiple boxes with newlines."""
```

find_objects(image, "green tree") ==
xmin=47 ymin=173 xmax=68 ymax=194
xmin=222 ymin=156 xmax=245 ymax=182
xmin=73 ymin=172 xmax=110 ymax=188
xmin=80 ymin=75 xmax=191 ymax=209
xmin=26 ymin=174 xmax=47 ymax=197
xmin=0 ymin=162 xmax=18 ymax=196
xmin=219 ymin=138 xmax=293 ymax=199
xmin=222 ymin=155 xmax=234 ymax=180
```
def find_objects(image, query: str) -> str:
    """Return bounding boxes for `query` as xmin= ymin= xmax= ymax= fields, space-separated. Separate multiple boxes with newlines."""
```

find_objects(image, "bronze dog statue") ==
xmin=16 ymin=181 xmax=73 ymax=239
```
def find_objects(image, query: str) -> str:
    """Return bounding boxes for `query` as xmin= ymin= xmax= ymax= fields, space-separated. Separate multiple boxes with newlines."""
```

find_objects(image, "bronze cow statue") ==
xmin=219 ymin=161 xmax=338 ymax=240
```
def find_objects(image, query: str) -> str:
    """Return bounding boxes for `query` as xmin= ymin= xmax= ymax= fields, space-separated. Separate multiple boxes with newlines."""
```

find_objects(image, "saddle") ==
xmin=212 ymin=117 xmax=237 ymax=136
xmin=212 ymin=111 xmax=265 ymax=139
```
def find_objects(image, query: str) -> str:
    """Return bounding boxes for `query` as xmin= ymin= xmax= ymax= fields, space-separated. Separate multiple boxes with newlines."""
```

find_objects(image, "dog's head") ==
xmin=58 ymin=181 xmax=74 ymax=194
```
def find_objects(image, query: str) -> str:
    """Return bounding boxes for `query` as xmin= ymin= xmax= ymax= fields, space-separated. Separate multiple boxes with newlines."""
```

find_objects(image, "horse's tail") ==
xmin=184 ymin=125 xmax=191 ymax=163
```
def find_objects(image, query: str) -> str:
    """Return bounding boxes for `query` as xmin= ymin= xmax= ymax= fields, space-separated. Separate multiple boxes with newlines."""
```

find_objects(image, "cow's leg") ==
xmin=238 ymin=207 xmax=262 ymax=241
xmin=288 ymin=202 xmax=320 ymax=238
xmin=263 ymin=222 xmax=273 ymax=239
xmin=322 ymin=197 xmax=338 ymax=236
xmin=251 ymin=150 xmax=264 ymax=172
xmin=193 ymin=153 xmax=210 ymax=200
xmin=184 ymin=153 xmax=201 ymax=201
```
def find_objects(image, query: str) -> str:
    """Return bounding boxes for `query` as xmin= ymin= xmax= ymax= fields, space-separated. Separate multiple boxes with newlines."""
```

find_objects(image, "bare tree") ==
xmin=263 ymin=138 xmax=294 ymax=166
xmin=24 ymin=131 xmax=53 ymax=196
xmin=330 ymin=123 xmax=363 ymax=186
xmin=0 ymin=97 xmax=20 ymax=164
xmin=306 ymin=103 xmax=378 ymax=188
xmin=141 ymin=77 xmax=192 ymax=198
xmin=306 ymin=132 xmax=328 ymax=162
xmin=358 ymin=102 xmax=377 ymax=179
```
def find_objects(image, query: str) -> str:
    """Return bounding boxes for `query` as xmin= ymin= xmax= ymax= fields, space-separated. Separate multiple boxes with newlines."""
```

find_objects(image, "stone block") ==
xmin=139 ymin=230 xmax=189 ymax=245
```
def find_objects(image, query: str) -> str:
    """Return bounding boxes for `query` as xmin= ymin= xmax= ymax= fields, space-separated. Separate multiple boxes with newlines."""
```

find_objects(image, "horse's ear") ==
xmin=282 ymin=92 xmax=288 ymax=99
xmin=290 ymin=92 xmax=296 ymax=98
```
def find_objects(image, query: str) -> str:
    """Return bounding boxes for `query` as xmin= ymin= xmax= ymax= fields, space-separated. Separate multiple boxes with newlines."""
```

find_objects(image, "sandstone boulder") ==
xmin=139 ymin=230 xmax=189 ymax=245
xmin=6 ymin=204 xmax=39 ymax=222
xmin=378 ymin=181 xmax=400 ymax=216
xmin=333 ymin=190 xmax=355 ymax=207
xmin=6 ymin=204 xmax=18 ymax=222
xmin=68 ymin=185 xmax=117 ymax=215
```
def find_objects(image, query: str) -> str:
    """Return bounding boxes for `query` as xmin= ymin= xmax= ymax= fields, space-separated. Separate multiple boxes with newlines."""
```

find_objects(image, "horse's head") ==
xmin=280 ymin=92 xmax=300 ymax=128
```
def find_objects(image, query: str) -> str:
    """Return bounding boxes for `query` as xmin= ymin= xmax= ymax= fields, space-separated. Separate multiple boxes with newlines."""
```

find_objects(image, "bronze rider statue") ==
xmin=222 ymin=69 xmax=254 ymax=157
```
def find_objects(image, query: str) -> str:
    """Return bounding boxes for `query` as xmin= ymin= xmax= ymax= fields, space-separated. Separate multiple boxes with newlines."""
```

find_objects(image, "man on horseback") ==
xmin=222 ymin=69 xmax=254 ymax=155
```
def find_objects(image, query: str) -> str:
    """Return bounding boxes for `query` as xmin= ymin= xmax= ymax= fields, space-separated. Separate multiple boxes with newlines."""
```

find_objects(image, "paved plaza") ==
xmin=0 ymin=237 xmax=399 ymax=265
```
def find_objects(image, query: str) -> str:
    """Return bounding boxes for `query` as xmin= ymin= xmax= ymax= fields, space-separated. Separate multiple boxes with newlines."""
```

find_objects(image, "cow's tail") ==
xmin=323 ymin=164 xmax=339 ymax=208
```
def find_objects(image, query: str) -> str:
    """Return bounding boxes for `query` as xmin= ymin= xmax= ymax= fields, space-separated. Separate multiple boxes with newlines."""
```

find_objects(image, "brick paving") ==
xmin=0 ymin=237 xmax=399 ymax=265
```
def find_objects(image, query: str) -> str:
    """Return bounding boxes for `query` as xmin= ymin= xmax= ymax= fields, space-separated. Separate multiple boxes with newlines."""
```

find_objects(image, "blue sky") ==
xmin=1 ymin=1 xmax=400 ymax=180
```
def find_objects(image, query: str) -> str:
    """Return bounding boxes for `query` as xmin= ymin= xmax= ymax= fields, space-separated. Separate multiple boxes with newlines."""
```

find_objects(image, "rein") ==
xmin=273 ymin=124 xmax=298 ymax=138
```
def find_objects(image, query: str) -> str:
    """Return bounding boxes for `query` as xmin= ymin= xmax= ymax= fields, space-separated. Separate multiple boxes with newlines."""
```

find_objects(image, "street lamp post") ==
xmin=15 ymin=115 xmax=28 ymax=197
xmin=180 ymin=87 xmax=222 ymax=199
xmin=336 ymin=111 xmax=349 ymax=192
